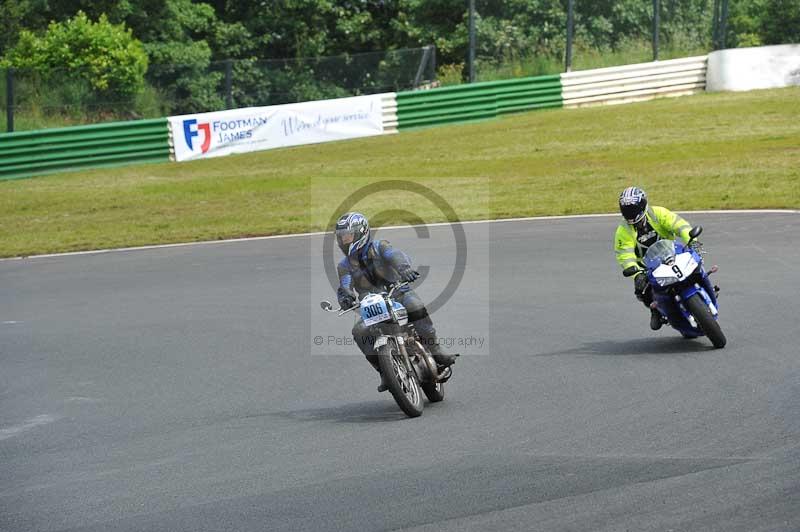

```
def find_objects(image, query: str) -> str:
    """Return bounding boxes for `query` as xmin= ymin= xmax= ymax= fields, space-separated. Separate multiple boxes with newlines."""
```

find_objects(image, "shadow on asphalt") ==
xmin=271 ymin=400 xmax=412 ymax=424
xmin=537 ymin=336 xmax=717 ymax=357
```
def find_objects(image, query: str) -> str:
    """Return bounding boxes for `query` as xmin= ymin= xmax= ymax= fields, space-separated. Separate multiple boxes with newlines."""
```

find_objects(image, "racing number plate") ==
xmin=653 ymin=251 xmax=699 ymax=285
xmin=360 ymin=294 xmax=391 ymax=326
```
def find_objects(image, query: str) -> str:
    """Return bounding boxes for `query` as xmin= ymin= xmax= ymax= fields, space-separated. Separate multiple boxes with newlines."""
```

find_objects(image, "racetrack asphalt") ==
xmin=1 ymin=212 xmax=798 ymax=532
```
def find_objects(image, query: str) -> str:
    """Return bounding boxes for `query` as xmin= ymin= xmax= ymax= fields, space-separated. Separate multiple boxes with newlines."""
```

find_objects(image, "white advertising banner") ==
xmin=168 ymin=94 xmax=385 ymax=162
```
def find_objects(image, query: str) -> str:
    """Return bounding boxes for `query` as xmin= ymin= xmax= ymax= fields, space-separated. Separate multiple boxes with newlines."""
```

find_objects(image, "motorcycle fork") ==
xmin=394 ymin=337 xmax=419 ymax=381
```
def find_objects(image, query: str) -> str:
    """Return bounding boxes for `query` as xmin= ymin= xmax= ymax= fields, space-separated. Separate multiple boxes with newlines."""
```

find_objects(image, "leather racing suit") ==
xmin=337 ymin=239 xmax=447 ymax=366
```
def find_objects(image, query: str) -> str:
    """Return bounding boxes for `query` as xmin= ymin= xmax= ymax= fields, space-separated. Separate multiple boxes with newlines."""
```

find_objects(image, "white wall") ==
xmin=706 ymin=44 xmax=800 ymax=92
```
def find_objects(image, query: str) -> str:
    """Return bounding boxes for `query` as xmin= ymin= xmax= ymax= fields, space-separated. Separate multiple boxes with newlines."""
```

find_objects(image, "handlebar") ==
xmin=320 ymin=281 xmax=412 ymax=316
xmin=387 ymin=281 xmax=410 ymax=298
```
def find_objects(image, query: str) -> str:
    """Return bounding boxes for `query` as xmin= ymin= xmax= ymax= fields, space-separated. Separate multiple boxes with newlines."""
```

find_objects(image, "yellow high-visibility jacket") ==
xmin=614 ymin=206 xmax=693 ymax=272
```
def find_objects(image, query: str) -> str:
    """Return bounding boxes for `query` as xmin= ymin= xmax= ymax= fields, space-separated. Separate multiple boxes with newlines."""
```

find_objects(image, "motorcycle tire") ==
xmin=377 ymin=340 xmax=424 ymax=418
xmin=685 ymin=293 xmax=726 ymax=348
xmin=421 ymin=381 xmax=445 ymax=403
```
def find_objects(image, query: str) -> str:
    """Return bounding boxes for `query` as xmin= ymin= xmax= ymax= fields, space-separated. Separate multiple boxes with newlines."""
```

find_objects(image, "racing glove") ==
xmin=633 ymin=271 xmax=649 ymax=296
xmin=689 ymin=240 xmax=704 ymax=254
xmin=397 ymin=265 xmax=420 ymax=283
xmin=337 ymin=287 xmax=357 ymax=309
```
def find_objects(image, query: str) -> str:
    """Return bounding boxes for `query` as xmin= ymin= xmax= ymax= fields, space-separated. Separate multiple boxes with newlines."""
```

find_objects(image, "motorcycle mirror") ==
xmin=622 ymin=266 xmax=640 ymax=277
xmin=689 ymin=226 xmax=703 ymax=240
xmin=320 ymin=301 xmax=333 ymax=311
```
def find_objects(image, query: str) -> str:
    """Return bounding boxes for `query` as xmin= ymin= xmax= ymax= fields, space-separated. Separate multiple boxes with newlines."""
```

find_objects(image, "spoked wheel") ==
xmin=421 ymin=380 xmax=445 ymax=403
xmin=685 ymin=294 xmax=726 ymax=348
xmin=377 ymin=340 xmax=424 ymax=418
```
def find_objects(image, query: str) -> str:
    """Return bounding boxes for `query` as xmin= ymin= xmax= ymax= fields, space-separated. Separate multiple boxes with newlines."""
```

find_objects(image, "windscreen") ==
xmin=643 ymin=239 xmax=676 ymax=270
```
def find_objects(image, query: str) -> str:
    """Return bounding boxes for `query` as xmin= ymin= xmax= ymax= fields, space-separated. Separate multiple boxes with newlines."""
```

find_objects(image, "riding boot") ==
xmin=417 ymin=329 xmax=456 ymax=368
xmin=366 ymin=357 xmax=389 ymax=393
xmin=650 ymin=308 xmax=664 ymax=331
xmin=639 ymin=285 xmax=663 ymax=331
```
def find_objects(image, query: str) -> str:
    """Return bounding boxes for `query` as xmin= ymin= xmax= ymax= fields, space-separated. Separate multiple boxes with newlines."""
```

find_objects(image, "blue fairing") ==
xmin=675 ymin=242 xmax=719 ymax=308
xmin=679 ymin=281 xmax=702 ymax=301
xmin=648 ymin=240 xmax=719 ymax=337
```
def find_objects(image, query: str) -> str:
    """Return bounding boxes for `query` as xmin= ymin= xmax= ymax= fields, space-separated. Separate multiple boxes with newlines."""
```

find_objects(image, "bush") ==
xmin=437 ymin=63 xmax=465 ymax=86
xmin=2 ymin=12 xmax=148 ymax=102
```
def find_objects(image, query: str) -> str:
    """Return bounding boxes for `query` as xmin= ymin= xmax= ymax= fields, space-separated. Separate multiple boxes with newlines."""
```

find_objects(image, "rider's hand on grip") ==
xmin=633 ymin=271 xmax=648 ymax=295
xmin=398 ymin=266 xmax=420 ymax=283
xmin=337 ymin=287 xmax=357 ymax=309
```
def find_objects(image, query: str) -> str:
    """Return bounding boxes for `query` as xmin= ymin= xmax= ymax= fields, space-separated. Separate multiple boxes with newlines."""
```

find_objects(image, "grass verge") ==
xmin=1 ymin=87 xmax=798 ymax=258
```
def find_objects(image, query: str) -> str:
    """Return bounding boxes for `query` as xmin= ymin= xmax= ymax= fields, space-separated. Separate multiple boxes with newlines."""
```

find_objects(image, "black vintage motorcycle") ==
xmin=321 ymin=282 xmax=455 ymax=418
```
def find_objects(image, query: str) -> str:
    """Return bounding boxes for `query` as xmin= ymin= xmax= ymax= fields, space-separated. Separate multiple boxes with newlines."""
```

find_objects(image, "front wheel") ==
xmin=377 ymin=340 xmax=424 ymax=417
xmin=685 ymin=294 xmax=726 ymax=348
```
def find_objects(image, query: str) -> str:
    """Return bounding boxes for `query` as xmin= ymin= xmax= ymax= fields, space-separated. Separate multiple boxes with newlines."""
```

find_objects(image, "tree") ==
xmin=726 ymin=0 xmax=766 ymax=47
xmin=0 ymin=0 xmax=33 ymax=56
xmin=217 ymin=0 xmax=404 ymax=60
xmin=2 ymin=11 xmax=147 ymax=100
xmin=120 ymin=0 xmax=231 ymax=112
xmin=760 ymin=0 xmax=800 ymax=45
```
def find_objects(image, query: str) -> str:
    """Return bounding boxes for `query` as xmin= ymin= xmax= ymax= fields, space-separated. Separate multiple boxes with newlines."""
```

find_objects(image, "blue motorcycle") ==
xmin=626 ymin=227 xmax=726 ymax=348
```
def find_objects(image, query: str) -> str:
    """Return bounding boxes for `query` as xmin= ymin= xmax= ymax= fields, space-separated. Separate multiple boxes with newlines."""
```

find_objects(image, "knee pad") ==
xmin=406 ymin=306 xmax=429 ymax=322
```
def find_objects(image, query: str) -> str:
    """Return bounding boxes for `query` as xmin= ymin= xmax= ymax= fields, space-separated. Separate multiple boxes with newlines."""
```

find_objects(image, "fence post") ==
xmin=565 ymin=0 xmax=574 ymax=72
xmin=653 ymin=0 xmax=660 ymax=61
xmin=5 ymin=69 xmax=13 ymax=133
xmin=719 ymin=0 xmax=729 ymax=49
xmin=431 ymin=45 xmax=437 ymax=81
xmin=225 ymin=59 xmax=233 ymax=109
xmin=413 ymin=46 xmax=433 ymax=89
xmin=468 ymin=0 xmax=476 ymax=83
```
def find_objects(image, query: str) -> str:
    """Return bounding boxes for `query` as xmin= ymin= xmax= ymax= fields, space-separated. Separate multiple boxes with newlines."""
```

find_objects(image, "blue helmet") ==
xmin=619 ymin=186 xmax=648 ymax=225
xmin=335 ymin=212 xmax=371 ymax=256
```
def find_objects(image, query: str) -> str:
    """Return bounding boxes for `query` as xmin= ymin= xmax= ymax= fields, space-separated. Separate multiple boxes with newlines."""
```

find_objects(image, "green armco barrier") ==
xmin=396 ymin=74 xmax=563 ymax=130
xmin=0 ymin=118 xmax=170 ymax=180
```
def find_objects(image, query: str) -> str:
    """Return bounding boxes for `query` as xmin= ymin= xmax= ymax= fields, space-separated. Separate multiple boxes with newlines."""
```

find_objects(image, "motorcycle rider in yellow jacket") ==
xmin=614 ymin=187 xmax=697 ymax=330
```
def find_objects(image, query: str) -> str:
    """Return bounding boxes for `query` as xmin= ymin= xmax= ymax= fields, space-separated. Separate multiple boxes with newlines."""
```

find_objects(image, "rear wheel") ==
xmin=377 ymin=340 xmax=424 ymax=417
xmin=685 ymin=294 xmax=726 ymax=348
xmin=421 ymin=381 xmax=445 ymax=403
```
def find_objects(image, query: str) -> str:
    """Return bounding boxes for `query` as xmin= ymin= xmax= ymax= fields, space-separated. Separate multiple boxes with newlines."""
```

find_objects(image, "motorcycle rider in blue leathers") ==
xmin=335 ymin=212 xmax=456 ymax=392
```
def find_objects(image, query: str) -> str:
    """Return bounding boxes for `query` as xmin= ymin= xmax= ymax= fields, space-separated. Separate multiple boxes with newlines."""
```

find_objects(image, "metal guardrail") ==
xmin=381 ymin=93 xmax=399 ymax=133
xmin=0 ymin=118 xmax=170 ymax=180
xmin=560 ymin=56 xmax=708 ymax=108
xmin=395 ymin=75 xmax=563 ymax=130
xmin=0 ymin=55 xmax=716 ymax=180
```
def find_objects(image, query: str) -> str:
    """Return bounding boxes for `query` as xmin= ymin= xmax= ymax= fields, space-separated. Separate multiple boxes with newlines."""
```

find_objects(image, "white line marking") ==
xmin=2 ymin=321 xmax=20 ymax=324
xmin=1 ymin=209 xmax=796 ymax=262
xmin=67 ymin=396 xmax=101 ymax=403
xmin=0 ymin=415 xmax=57 ymax=441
